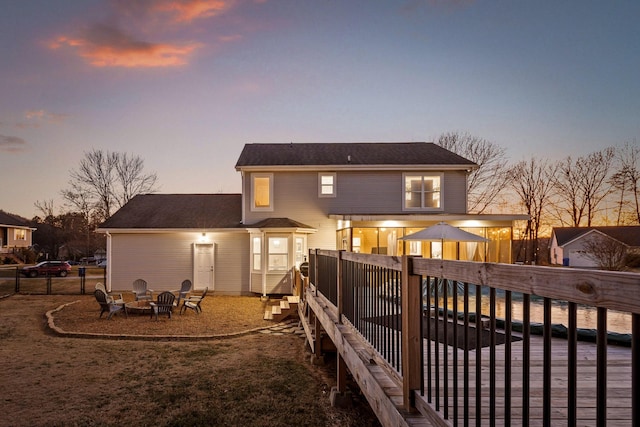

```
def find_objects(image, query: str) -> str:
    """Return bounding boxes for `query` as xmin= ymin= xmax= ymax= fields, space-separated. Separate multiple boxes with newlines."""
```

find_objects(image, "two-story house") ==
xmin=1 ymin=210 xmax=35 ymax=262
xmin=97 ymin=142 xmax=526 ymax=295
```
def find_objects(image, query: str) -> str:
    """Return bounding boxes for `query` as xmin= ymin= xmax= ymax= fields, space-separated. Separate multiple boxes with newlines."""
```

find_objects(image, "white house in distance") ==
xmin=550 ymin=226 xmax=640 ymax=268
xmin=97 ymin=142 xmax=526 ymax=295
xmin=0 ymin=210 xmax=35 ymax=262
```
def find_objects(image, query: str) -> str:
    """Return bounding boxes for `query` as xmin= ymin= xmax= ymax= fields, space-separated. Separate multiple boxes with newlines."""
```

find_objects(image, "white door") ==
xmin=193 ymin=243 xmax=214 ymax=290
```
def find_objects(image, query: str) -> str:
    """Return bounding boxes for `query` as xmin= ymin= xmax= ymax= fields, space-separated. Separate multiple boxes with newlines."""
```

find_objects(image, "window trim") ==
xmin=318 ymin=172 xmax=337 ymax=198
xmin=402 ymin=172 xmax=444 ymax=211
xmin=251 ymin=173 xmax=274 ymax=211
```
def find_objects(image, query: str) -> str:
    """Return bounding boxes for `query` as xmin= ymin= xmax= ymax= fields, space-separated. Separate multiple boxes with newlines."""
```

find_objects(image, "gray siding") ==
xmin=242 ymin=169 xmax=469 ymax=247
xmin=109 ymin=231 xmax=250 ymax=295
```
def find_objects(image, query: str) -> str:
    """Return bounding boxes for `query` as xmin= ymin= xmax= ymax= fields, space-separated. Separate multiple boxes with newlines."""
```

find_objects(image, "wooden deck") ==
xmin=416 ymin=333 xmax=633 ymax=426
xmin=304 ymin=288 xmax=635 ymax=426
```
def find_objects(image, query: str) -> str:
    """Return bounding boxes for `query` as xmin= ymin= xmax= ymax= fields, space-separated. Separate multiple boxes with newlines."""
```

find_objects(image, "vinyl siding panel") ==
xmin=109 ymin=231 xmax=250 ymax=295
xmin=242 ymin=169 xmax=469 ymax=248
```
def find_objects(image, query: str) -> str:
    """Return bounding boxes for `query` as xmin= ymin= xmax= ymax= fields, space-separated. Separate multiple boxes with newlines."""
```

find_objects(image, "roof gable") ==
xmin=98 ymin=194 xmax=242 ymax=229
xmin=235 ymin=142 xmax=477 ymax=169
xmin=552 ymin=226 xmax=640 ymax=247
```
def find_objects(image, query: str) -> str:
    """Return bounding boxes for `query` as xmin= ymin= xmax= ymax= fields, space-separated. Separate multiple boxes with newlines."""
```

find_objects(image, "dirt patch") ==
xmin=0 ymin=294 xmax=381 ymax=427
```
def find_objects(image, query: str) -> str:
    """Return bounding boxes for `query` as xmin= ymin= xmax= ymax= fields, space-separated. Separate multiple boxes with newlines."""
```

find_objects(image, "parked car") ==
xmin=21 ymin=261 xmax=72 ymax=278
xmin=97 ymin=260 xmax=107 ymax=268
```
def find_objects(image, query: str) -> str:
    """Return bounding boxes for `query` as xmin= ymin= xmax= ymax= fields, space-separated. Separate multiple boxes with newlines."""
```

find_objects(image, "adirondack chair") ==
xmin=94 ymin=289 xmax=127 ymax=320
xmin=94 ymin=283 xmax=125 ymax=305
xmin=132 ymin=279 xmax=153 ymax=301
xmin=180 ymin=287 xmax=208 ymax=315
xmin=150 ymin=291 xmax=176 ymax=320
xmin=175 ymin=280 xmax=192 ymax=308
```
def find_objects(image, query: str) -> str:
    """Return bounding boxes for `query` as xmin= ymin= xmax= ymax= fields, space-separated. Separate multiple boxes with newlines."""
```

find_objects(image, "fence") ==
xmin=0 ymin=266 xmax=105 ymax=296
xmin=307 ymin=249 xmax=640 ymax=426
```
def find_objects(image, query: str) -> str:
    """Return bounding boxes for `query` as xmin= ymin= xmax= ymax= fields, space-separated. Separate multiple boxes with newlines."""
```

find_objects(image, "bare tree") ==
xmin=509 ymin=158 xmax=557 ymax=264
xmin=552 ymin=148 xmax=615 ymax=226
xmin=437 ymin=132 xmax=511 ymax=214
xmin=581 ymin=232 xmax=628 ymax=271
xmin=612 ymin=142 xmax=640 ymax=224
xmin=63 ymin=149 xmax=158 ymax=222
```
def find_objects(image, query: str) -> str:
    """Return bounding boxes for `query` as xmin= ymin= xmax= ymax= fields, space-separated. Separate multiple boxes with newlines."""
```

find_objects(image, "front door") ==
xmin=193 ymin=243 xmax=214 ymax=290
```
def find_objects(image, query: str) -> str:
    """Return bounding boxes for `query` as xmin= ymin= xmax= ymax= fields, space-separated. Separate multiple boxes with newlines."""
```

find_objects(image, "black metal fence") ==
xmin=0 ymin=266 xmax=105 ymax=295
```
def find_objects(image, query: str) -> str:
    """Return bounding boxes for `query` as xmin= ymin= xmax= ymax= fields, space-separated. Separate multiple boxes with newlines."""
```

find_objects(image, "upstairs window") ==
xmin=404 ymin=174 xmax=442 ymax=210
xmin=318 ymin=173 xmax=336 ymax=197
xmin=252 ymin=174 xmax=273 ymax=211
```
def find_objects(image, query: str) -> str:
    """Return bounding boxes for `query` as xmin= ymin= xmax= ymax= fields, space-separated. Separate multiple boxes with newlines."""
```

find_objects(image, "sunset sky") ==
xmin=1 ymin=0 xmax=639 ymax=218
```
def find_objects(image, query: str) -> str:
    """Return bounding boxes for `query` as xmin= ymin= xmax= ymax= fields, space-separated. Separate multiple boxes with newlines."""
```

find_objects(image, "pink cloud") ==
xmin=0 ymin=135 xmax=27 ymax=153
xmin=152 ymin=0 xmax=234 ymax=23
xmin=50 ymin=25 xmax=201 ymax=68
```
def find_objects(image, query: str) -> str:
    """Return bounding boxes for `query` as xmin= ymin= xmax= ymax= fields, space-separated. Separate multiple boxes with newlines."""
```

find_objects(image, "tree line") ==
xmin=438 ymin=132 xmax=639 ymax=265
xmin=25 ymin=137 xmax=640 ymax=266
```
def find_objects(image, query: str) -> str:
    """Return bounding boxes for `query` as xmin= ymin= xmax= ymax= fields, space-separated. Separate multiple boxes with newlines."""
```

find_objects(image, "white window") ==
xmin=252 ymin=174 xmax=273 ymax=211
xmin=14 ymin=229 xmax=26 ymax=240
xmin=252 ymin=236 xmax=262 ymax=271
xmin=318 ymin=173 xmax=336 ymax=197
xmin=268 ymin=237 xmax=288 ymax=271
xmin=404 ymin=174 xmax=442 ymax=210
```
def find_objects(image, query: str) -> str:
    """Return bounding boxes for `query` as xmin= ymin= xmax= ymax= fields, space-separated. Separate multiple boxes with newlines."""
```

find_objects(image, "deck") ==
xmin=304 ymin=291 xmax=634 ymax=426
xmin=302 ymin=250 xmax=639 ymax=427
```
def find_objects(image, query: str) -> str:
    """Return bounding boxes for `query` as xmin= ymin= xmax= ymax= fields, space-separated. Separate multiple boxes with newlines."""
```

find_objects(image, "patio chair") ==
xmin=95 ymin=283 xmax=125 ymax=305
xmin=133 ymin=279 xmax=153 ymax=301
xmin=94 ymin=289 xmax=127 ymax=320
xmin=150 ymin=291 xmax=176 ymax=320
xmin=175 ymin=279 xmax=192 ymax=308
xmin=180 ymin=287 xmax=208 ymax=315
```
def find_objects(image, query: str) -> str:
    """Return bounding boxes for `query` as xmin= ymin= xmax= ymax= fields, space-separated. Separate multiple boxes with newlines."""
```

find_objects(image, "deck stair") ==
xmin=263 ymin=295 xmax=300 ymax=321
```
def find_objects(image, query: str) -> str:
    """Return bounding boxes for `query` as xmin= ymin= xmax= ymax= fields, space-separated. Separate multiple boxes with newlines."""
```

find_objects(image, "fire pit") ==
xmin=125 ymin=300 xmax=152 ymax=315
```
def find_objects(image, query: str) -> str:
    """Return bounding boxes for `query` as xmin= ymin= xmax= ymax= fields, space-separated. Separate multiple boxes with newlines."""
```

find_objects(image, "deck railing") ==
xmin=307 ymin=249 xmax=640 ymax=426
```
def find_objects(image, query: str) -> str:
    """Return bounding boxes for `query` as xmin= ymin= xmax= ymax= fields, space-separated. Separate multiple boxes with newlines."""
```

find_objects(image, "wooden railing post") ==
xmin=313 ymin=249 xmax=319 ymax=296
xmin=336 ymin=250 xmax=347 ymax=394
xmin=337 ymin=250 xmax=344 ymax=323
xmin=402 ymin=255 xmax=422 ymax=410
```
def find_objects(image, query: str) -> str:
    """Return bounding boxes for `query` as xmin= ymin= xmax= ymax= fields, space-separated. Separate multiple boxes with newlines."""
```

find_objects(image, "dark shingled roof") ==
xmin=0 ymin=210 xmax=30 ymax=227
xmin=98 ymin=194 xmax=242 ymax=229
xmin=245 ymin=218 xmax=314 ymax=229
xmin=235 ymin=142 xmax=477 ymax=168
xmin=553 ymin=226 xmax=640 ymax=247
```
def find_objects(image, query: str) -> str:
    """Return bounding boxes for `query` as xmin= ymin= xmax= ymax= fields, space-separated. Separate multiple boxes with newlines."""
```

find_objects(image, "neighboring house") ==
xmin=0 ymin=210 xmax=35 ymax=260
xmin=97 ymin=142 xmax=527 ymax=295
xmin=550 ymin=226 xmax=640 ymax=268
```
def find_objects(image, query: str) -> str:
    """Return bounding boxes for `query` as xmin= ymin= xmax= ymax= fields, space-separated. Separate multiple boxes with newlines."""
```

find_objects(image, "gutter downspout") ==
xmin=105 ymin=231 xmax=112 ymax=292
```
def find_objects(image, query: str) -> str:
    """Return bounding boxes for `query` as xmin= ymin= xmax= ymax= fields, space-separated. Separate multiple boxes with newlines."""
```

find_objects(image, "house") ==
xmin=0 ymin=210 xmax=35 ymax=262
xmin=97 ymin=142 xmax=526 ymax=295
xmin=550 ymin=226 xmax=640 ymax=268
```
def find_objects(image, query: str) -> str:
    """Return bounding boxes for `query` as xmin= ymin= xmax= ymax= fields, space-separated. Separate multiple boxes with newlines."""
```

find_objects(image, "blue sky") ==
xmin=1 ymin=0 xmax=639 ymax=218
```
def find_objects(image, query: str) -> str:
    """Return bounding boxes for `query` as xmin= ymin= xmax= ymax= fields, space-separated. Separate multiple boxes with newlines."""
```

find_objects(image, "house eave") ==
xmin=329 ymin=213 xmax=529 ymax=223
xmin=96 ymin=227 xmax=247 ymax=234
xmin=245 ymin=227 xmax=317 ymax=234
xmin=235 ymin=164 xmax=478 ymax=172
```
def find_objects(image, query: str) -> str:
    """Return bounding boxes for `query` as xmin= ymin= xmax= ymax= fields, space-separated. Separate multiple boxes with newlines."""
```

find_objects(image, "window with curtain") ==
xmin=252 ymin=174 xmax=272 ymax=210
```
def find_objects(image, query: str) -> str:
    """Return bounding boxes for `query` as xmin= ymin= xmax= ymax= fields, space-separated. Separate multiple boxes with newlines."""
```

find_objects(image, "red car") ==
xmin=21 ymin=261 xmax=72 ymax=278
